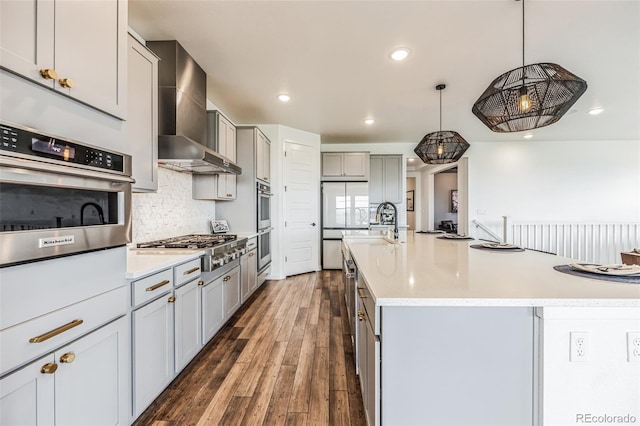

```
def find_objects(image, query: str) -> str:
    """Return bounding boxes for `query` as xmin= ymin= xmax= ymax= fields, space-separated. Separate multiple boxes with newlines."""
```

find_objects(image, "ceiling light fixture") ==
xmin=471 ymin=0 xmax=587 ymax=132
xmin=390 ymin=48 xmax=410 ymax=61
xmin=278 ymin=94 xmax=291 ymax=102
xmin=414 ymin=84 xmax=470 ymax=165
xmin=588 ymin=107 xmax=604 ymax=115
xmin=364 ymin=118 xmax=375 ymax=125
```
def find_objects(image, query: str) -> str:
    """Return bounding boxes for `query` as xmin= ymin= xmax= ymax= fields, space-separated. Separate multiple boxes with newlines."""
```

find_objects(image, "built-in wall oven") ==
xmin=0 ymin=122 xmax=133 ymax=267
xmin=258 ymin=227 xmax=271 ymax=272
xmin=257 ymin=182 xmax=272 ymax=230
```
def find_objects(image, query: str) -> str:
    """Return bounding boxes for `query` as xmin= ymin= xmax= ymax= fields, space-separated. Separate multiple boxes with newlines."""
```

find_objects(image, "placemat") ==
xmin=470 ymin=244 xmax=525 ymax=252
xmin=553 ymin=265 xmax=640 ymax=284
xmin=437 ymin=236 xmax=474 ymax=241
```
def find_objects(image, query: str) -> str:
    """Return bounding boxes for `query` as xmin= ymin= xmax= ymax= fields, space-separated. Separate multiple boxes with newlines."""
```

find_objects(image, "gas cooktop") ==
xmin=137 ymin=234 xmax=237 ymax=249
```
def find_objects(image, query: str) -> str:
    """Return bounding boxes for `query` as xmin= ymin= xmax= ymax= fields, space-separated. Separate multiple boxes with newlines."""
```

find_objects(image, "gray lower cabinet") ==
xmin=174 ymin=279 xmax=202 ymax=373
xmin=240 ymin=246 xmax=258 ymax=303
xmin=201 ymin=276 xmax=224 ymax=343
xmin=0 ymin=317 xmax=129 ymax=426
xmin=127 ymin=34 xmax=158 ymax=192
xmin=223 ymin=266 xmax=241 ymax=318
xmin=132 ymin=292 xmax=175 ymax=418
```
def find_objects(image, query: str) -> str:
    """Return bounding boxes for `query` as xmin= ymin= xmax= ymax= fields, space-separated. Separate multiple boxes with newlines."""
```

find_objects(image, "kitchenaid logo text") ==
xmin=576 ymin=414 xmax=637 ymax=424
xmin=39 ymin=236 xmax=75 ymax=248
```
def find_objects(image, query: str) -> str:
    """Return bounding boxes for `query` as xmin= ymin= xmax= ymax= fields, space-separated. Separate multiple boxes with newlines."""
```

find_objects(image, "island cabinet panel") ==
xmin=380 ymin=306 xmax=536 ymax=426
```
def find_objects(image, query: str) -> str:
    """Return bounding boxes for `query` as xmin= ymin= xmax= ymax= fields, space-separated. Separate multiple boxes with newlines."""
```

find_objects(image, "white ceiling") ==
xmin=129 ymin=0 xmax=640 ymax=146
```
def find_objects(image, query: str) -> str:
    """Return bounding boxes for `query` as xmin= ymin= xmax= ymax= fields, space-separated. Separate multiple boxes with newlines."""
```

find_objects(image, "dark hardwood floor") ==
xmin=132 ymin=270 xmax=366 ymax=426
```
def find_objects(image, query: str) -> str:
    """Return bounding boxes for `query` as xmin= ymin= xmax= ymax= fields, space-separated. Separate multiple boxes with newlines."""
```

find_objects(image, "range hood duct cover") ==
xmin=147 ymin=40 xmax=241 ymax=175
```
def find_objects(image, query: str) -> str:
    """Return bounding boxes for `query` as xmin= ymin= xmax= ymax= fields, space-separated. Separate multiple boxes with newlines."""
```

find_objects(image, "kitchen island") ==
xmin=343 ymin=231 xmax=640 ymax=426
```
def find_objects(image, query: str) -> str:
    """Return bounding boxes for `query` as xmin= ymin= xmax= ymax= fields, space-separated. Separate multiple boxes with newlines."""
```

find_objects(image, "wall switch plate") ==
xmin=627 ymin=332 xmax=640 ymax=362
xmin=570 ymin=331 xmax=589 ymax=362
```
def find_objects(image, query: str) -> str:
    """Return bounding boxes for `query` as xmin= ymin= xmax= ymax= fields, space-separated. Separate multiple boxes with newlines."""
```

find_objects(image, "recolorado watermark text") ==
xmin=576 ymin=414 xmax=637 ymax=424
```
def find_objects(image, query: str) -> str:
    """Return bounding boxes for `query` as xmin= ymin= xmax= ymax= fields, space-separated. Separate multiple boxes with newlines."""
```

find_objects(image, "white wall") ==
xmin=463 ymin=140 xmax=640 ymax=236
xmin=131 ymin=168 xmax=215 ymax=243
xmin=259 ymin=124 xmax=321 ymax=279
xmin=406 ymin=177 xmax=416 ymax=230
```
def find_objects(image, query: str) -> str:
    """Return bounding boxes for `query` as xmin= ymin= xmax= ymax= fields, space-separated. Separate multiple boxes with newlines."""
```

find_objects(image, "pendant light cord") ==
xmin=522 ymin=0 xmax=525 ymax=67
xmin=439 ymin=89 xmax=442 ymax=132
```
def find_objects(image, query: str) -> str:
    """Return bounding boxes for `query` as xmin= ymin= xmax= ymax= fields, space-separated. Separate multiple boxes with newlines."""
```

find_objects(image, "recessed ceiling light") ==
xmin=523 ymin=133 xmax=533 ymax=139
xmin=390 ymin=48 xmax=410 ymax=61
xmin=278 ymin=94 xmax=291 ymax=102
xmin=588 ymin=107 xmax=604 ymax=115
xmin=364 ymin=118 xmax=375 ymax=125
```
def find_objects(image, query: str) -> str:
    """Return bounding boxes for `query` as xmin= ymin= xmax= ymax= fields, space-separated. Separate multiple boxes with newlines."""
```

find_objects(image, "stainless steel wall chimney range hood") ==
xmin=147 ymin=40 xmax=241 ymax=175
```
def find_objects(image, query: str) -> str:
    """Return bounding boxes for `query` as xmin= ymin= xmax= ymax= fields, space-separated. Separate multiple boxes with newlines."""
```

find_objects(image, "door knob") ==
xmin=311 ymin=223 xmax=316 ymax=226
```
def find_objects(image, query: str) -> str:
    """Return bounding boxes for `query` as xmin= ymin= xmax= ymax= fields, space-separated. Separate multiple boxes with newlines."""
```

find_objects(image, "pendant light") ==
xmin=414 ymin=84 xmax=470 ymax=164
xmin=471 ymin=0 xmax=587 ymax=132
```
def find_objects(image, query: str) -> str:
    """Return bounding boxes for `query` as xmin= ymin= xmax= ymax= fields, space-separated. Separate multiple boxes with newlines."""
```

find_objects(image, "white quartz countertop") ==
xmin=126 ymin=249 xmax=204 ymax=279
xmin=344 ymin=232 xmax=640 ymax=307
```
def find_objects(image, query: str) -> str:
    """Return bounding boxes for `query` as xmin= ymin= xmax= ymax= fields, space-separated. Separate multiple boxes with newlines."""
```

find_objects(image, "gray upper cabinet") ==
xmin=369 ymin=155 xmax=402 ymax=204
xmin=321 ymin=152 xmax=370 ymax=181
xmin=256 ymin=131 xmax=271 ymax=183
xmin=193 ymin=111 xmax=237 ymax=200
xmin=127 ymin=35 xmax=158 ymax=192
xmin=0 ymin=0 xmax=127 ymax=119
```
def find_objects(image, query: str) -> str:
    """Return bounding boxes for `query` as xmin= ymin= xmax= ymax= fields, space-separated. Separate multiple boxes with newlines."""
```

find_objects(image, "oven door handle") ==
xmin=258 ymin=227 xmax=273 ymax=234
xmin=1 ymin=156 xmax=135 ymax=184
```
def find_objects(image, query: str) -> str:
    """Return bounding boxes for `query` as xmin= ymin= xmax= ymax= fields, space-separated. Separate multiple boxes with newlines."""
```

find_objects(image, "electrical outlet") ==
xmin=627 ymin=332 xmax=640 ymax=362
xmin=570 ymin=331 xmax=589 ymax=362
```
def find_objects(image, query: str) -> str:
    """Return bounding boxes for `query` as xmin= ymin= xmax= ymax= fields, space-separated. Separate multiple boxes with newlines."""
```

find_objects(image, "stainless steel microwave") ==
xmin=0 ymin=122 xmax=133 ymax=267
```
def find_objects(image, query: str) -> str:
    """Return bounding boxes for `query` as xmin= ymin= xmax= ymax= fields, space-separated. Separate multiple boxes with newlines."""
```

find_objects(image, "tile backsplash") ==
xmin=132 ymin=168 xmax=215 ymax=243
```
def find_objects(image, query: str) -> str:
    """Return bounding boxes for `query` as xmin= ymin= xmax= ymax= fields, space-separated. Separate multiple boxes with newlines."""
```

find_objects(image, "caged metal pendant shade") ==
xmin=472 ymin=0 xmax=587 ymax=133
xmin=414 ymin=84 xmax=470 ymax=165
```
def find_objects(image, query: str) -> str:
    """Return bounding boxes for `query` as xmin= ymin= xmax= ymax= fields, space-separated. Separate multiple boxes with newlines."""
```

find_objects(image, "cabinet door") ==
xmin=369 ymin=156 xmax=384 ymax=204
xmin=128 ymin=35 xmax=158 ymax=192
xmin=383 ymin=156 xmax=402 ymax=204
xmin=364 ymin=316 xmax=380 ymax=426
xmin=216 ymin=114 xmax=237 ymax=200
xmin=240 ymin=252 xmax=250 ymax=303
xmin=223 ymin=266 xmax=241 ymax=319
xmin=0 ymin=0 xmax=54 ymax=86
xmin=174 ymin=280 xmax=202 ymax=373
xmin=257 ymin=131 xmax=271 ymax=183
xmin=202 ymin=277 xmax=224 ymax=344
xmin=55 ymin=317 xmax=129 ymax=426
xmin=343 ymin=153 xmax=368 ymax=178
xmin=248 ymin=249 xmax=258 ymax=294
xmin=322 ymin=153 xmax=344 ymax=178
xmin=133 ymin=294 xmax=175 ymax=417
xmin=53 ymin=0 xmax=126 ymax=118
xmin=0 ymin=354 xmax=55 ymax=426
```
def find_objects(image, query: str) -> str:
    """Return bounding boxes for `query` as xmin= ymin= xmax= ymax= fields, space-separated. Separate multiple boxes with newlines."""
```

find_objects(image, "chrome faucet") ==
xmin=80 ymin=202 xmax=105 ymax=225
xmin=376 ymin=202 xmax=399 ymax=240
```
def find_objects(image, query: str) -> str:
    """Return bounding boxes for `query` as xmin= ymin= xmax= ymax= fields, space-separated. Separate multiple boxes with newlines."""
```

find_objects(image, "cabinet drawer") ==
xmin=174 ymin=259 xmax=202 ymax=287
xmin=0 ymin=286 xmax=127 ymax=377
xmin=246 ymin=237 xmax=257 ymax=251
xmin=132 ymin=269 xmax=173 ymax=308
xmin=357 ymin=279 xmax=379 ymax=335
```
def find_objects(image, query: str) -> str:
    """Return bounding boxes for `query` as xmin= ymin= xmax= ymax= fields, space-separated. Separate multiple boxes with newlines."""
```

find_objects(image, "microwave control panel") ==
xmin=0 ymin=123 xmax=125 ymax=173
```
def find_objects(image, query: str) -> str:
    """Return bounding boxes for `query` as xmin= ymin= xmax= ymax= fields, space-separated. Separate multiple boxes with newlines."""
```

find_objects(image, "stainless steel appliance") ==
xmin=147 ymin=40 xmax=241 ymax=175
xmin=257 ymin=228 xmax=271 ymax=272
xmin=0 ymin=122 xmax=133 ymax=267
xmin=321 ymin=182 xmax=369 ymax=269
xmin=257 ymin=182 xmax=272 ymax=231
xmin=136 ymin=234 xmax=247 ymax=272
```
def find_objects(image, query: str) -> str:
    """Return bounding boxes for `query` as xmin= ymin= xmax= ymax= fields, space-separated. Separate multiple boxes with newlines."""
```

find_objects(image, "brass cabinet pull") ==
xmin=183 ymin=266 xmax=200 ymax=275
xmin=223 ymin=276 xmax=231 ymax=282
xmin=197 ymin=280 xmax=204 ymax=286
xmin=263 ymin=177 xmax=268 ymax=181
xmin=29 ymin=319 xmax=83 ymax=343
xmin=168 ymin=296 xmax=176 ymax=303
xmin=39 ymin=68 xmax=58 ymax=80
xmin=146 ymin=279 xmax=170 ymax=292
xmin=40 ymin=363 xmax=58 ymax=374
xmin=226 ymin=193 xmax=233 ymax=197
xmin=248 ymin=253 xmax=254 ymax=257
xmin=357 ymin=311 xmax=365 ymax=321
xmin=59 ymin=78 xmax=74 ymax=88
xmin=60 ymin=352 xmax=76 ymax=363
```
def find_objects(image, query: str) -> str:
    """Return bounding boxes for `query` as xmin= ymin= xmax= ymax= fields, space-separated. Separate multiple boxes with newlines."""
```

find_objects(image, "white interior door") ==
xmin=284 ymin=141 xmax=319 ymax=276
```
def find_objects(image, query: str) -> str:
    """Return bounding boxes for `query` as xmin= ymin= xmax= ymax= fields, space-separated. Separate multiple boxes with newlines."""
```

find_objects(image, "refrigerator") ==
xmin=322 ymin=182 xmax=369 ymax=269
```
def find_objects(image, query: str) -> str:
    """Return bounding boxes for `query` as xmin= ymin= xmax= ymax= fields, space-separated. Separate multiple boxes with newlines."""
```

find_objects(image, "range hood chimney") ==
xmin=147 ymin=40 xmax=241 ymax=175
